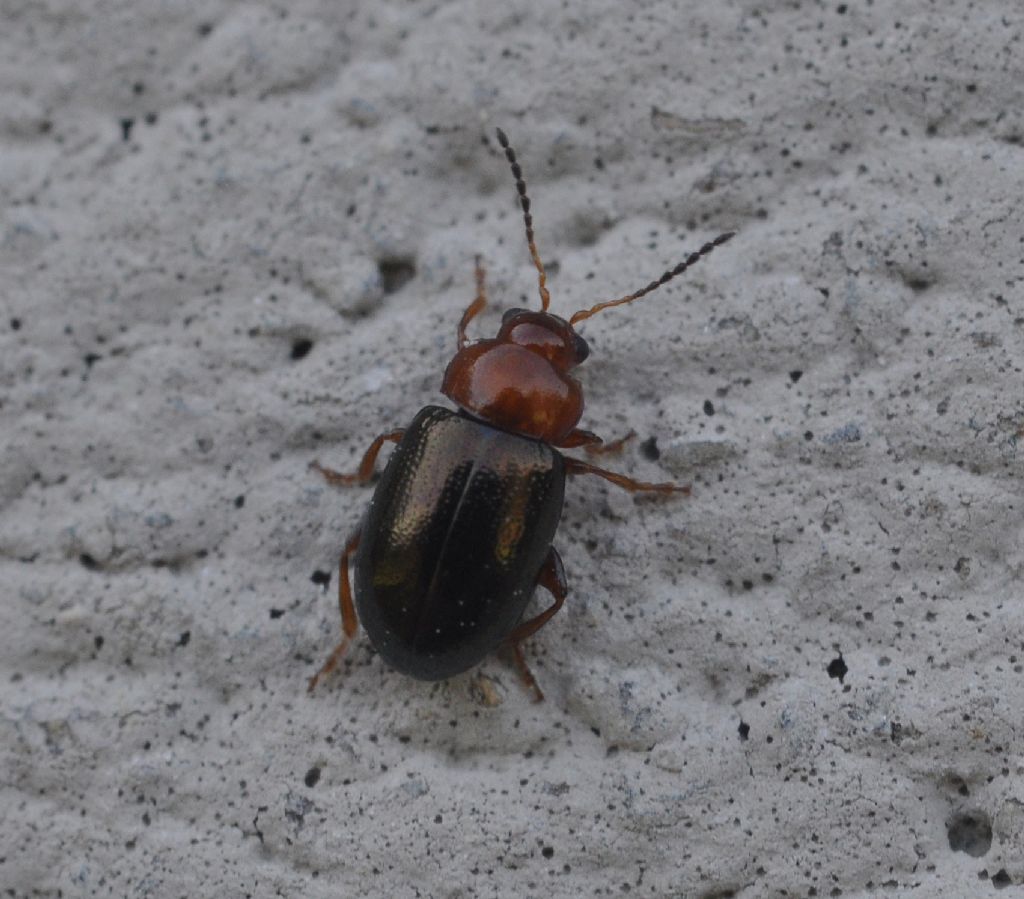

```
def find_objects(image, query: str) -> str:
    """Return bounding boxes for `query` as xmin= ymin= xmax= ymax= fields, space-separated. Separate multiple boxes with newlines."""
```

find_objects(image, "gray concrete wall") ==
xmin=2 ymin=1 xmax=1022 ymax=896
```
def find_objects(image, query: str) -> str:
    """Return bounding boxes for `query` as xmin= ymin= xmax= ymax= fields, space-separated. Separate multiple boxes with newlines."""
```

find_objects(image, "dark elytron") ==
xmin=354 ymin=406 xmax=564 ymax=680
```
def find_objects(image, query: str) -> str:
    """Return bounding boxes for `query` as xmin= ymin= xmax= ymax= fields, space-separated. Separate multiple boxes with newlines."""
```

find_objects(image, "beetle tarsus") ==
xmin=307 ymin=637 xmax=351 ymax=693
xmin=310 ymin=460 xmax=360 ymax=486
xmin=309 ymin=529 xmax=361 ymax=693
xmin=583 ymin=430 xmax=637 ymax=456
xmin=504 ymin=547 xmax=568 ymax=702
xmin=564 ymin=457 xmax=690 ymax=494
xmin=508 ymin=641 xmax=545 ymax=703
xmin=312 ymin=429 xmax=405 ymax=487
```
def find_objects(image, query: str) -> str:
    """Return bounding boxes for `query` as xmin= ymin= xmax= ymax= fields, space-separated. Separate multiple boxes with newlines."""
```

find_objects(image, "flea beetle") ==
xmin=308 ymin=128 xmax=733 ymax=700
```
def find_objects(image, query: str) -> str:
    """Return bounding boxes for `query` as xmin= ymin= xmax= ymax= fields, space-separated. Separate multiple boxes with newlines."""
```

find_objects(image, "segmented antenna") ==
xmin=569 ymin=231 xmax=736 ymax=325
xmin=496 ymin=128 xmax=551 ymax=312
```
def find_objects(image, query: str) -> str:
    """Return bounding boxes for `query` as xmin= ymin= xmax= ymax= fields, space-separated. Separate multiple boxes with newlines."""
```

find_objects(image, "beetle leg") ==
xmin=564 ymin=457 xmax=690 ymax=495
xmin=505 ymin=546 xmax=568 ymax=703
xmin=457 ymin=255 xmax=488 ymax=349
xmin=311 ymin=429 xmax=404 ymax=486
xmin=558 ymin=428 xmax=637 ymax=455
xmin=307 ymin=529 xmax=361 ymax=693
xmin=558 ymin=428 xmax=602 ymax=450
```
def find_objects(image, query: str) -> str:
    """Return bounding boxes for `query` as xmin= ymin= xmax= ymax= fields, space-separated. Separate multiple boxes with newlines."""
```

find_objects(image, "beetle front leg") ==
xmin=311 ymin=429 xmax=404 ymax=487
xmin=558 ymin=428 xmax=637 ymax=455
xmin=564 ymin=457 xmax=690 ymax=495
xmin=308 ymin=528 xmax=361 ymax=693
xmin=457 ymin=255 xmax=488 ymax=349
xmin=506 ymin=546 xmax=568 ymax=703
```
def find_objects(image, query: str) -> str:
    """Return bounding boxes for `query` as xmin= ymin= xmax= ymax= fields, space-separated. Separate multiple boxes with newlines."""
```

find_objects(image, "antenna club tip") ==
xmin=495 ymin=127 xmax=509 ymax=146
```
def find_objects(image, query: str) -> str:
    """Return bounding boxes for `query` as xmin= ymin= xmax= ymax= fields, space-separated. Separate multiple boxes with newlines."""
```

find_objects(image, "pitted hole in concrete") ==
xmin=290 ymin=337 xmax=313 ymax=360
xmin=943 ymin=774 xmax=971 ymax=797
xmin=899 ymin=269 xmax=934 ymax=292
xmin=946 ymin=810 xmax=992 ymax=857
xmin=639 ymin=436 xmax=660 ymax=461
xmin=992 ymin=869 xmax=1012 ymax=889
xmin=311 ymin=570 xmax=331 ymax=590
xmin=377 ymin=256 xmax=416 ymax=295
xmin=304 ymin=765 xmax=321 ymax=788
xmin=738 ymin=721 xmax=750 ymax=741
xmin=827 ymin=654 xmax=848 ymax=683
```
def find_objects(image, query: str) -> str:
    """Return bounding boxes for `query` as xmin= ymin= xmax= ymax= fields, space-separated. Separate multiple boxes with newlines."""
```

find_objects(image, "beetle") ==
xmin=308 ymin=128 xmax=733 ymax=700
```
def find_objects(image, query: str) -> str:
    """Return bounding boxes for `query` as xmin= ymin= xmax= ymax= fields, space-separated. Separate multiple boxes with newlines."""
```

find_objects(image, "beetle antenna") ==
xmin=569 ymin=231 xmax=736 ymax=325
xmin=496 ymin=128 xmax=551 ymax=312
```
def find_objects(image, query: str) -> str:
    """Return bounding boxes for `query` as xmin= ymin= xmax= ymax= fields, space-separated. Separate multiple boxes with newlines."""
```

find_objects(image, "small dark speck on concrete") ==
xmin=703 ymin=400 xmax=715 ymax=416
xmin=639 ymin=436 xmax=660 ymax=460
xmin=378 ymin=256 xmax=416 ymax=294
xmin=304 ymin=766 xmax=322 ymax=788
xmin=269 ymin=608 xmax=285 ymax=619
xmin=177 ymin=631 xmax=191 ymax=647
xmin=120 ymin=117 xmax=134 ymax=141
xmin=541 ymin=846 xmax=554 ymax=859
xmin=827 ymin=654 xmax=848 ymax=683
xmin=311 ymin=570 xmax=331 ymax=588
xmin=291 ymin=338 xmax=313 ymax=360
xmin=738 ymin=721 xmax=750 ymax=741
xmin=234 ymin=495 xmax=245 ymax=508
xmin=789 ymin=370 xmax=803 ymax=383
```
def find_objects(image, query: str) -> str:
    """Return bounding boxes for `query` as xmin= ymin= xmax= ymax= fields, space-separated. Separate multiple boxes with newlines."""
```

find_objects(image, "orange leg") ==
xmin=457 ymin=256 xmax=488 ymax=349
xmin=585 ymin=430 xmax=636 ymax=456
xmin=308 ymin=529 xmax=361 ymax=693
xmin=505 ymin=547 xmax=568 ymax=702
xmin=564 ymin=457 xmax=690 ymax=495
xmin=311 ymin=429 xmax=404 ymax=487
xmin=558 ymin=428 xmax=637 ymax=455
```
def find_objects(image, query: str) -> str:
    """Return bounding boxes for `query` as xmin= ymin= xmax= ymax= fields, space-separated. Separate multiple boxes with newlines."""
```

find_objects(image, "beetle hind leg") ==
xmin=504 ymin=546 xmax=568 ymax=703
xmin=308 ymin=529 xmax=361 ymax=693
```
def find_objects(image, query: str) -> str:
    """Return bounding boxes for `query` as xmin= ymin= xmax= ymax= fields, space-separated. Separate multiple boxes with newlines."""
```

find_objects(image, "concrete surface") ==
xmin=2 ymin=1 xmax=1022 ymax=897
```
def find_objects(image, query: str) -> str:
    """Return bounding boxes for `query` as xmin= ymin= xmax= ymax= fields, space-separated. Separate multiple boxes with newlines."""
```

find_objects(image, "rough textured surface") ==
xmin=2 ymin=1 xmax=1022 ymax=897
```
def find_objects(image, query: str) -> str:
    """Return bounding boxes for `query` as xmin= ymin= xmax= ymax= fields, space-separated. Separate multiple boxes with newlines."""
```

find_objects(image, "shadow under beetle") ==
xmin=308 ymin=128 xmax=734 ymax=701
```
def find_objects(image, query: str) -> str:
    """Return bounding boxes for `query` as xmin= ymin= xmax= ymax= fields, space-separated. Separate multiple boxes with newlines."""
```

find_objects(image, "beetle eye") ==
xmin=502 ymin=307 xmax=528 ymax=322
xmin=574 ymin=334 xmax=590 ymax=364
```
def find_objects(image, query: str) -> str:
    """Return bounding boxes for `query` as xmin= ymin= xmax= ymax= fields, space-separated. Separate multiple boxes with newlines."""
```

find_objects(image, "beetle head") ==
xmin=498 ymin=308 xmax=590 ymax=371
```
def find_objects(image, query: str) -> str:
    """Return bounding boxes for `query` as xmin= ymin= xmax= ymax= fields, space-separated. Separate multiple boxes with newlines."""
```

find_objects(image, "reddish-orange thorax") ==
xmin=441 ymin=311 xmax=589 ymax=444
